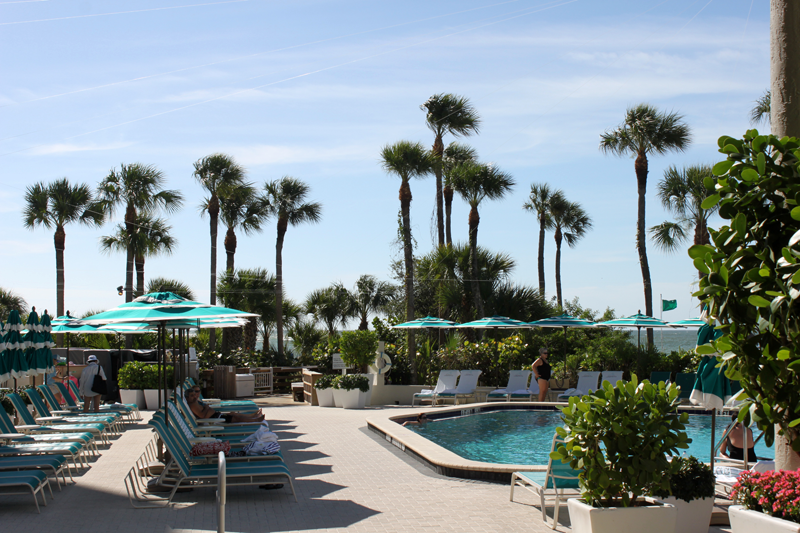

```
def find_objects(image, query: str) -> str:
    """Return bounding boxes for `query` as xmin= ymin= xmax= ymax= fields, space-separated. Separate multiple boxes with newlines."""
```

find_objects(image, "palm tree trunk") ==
xmin=359 ymin=314 xmax=368 ymax=331
xmin=433 ymin=136 xmax=445 ymax=247
xmin=771 ymin=0 xmax=800 ymax=138
xmin=275 ymin=218 xmax=287 ymax=358
xmin=224 ymin=227 xmax=237 ymax=274
xmin=554 ymin=228 xmax=563 ymax=309
xmin=400 ymin=180 xmax=417 ymax=384
xmin=444 ymin=186 xmax=454 ymax=246
xmin=243 ymin=318 xmax=257 ymax=351
xmin=208 ymin=194 xmax=219 ymax=352
xmin=538 ymin=214 xmax=546 ymax=296
xmin=469 ymin=206 xmax=484 ymax=319
xmin=124 ymin=205 xmax=136 ymax=349
xmin=135 ymin=256 xmax=145 ymax=297
xmin=635 ymin=151 xmax=654 ymax=348
xmin=54 ymin=225 xmax=65 ymax=320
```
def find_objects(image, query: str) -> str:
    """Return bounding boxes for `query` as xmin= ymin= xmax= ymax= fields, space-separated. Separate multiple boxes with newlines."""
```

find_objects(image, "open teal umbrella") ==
xmin=529 ymin=313 xmax=597 ymax=375
xmin=2 ymin=310 xmax=30 ymax=380
xmin=456 ymin=315 xmax=528 ymax=329
xmin=670 ymin=317 xmax=708 ymax=327
xmin=392 ymin=316 xmax=459 ymax=329
xmin=596 ymin=311 xmax=675 ymax=352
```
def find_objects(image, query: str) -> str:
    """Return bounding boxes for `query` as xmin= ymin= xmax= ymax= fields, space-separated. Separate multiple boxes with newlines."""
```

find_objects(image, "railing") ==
xmin=217 ymin=451 xmax=226 ymax=533
xmin=251 ymin=369 xmax=273 ymax=394
xmin=272 ymin=367 xmax=317 ymax=393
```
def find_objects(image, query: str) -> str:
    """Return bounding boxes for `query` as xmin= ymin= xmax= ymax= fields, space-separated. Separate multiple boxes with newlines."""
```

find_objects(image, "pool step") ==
xmin=711 ymin=499 xmax=732 ymax=526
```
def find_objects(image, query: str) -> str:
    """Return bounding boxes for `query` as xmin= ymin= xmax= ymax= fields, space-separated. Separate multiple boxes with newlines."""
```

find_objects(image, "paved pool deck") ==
xmin=0 ymin=396 xmax=735 ymax=533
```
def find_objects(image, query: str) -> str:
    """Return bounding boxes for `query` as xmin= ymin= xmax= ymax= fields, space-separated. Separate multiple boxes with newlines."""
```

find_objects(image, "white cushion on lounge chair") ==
xmin=412 ymin=371 xmax=460 ymax=406
xmin=715 ymin=460 xmax=774 ymax=497
xmin=435 ymin=370 xmax=482 ymax=405
xmin=600 ymin=371 xmax=623 ymax=386
xmin=488 ymin=371 xmax=531 ymax=401
xmin=557 ymin=372 xmax=601 ymax=400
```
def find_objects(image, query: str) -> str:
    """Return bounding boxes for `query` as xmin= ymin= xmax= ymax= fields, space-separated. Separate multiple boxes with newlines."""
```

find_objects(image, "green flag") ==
xmin=662 ymin=299 xmax=677 ymax=312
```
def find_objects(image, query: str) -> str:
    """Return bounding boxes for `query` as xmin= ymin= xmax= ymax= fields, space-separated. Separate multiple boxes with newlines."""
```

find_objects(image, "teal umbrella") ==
xmin=596 ymin=311 xmax=675 ymax=352
xmin=529 ymin=313 xmax=597 ymax=374
xmin=37 ymin=313 xmax=56 ymax=377
xmin=670 ymin=317 xmax=708 ymax=327
xmin=22 ymin=309 xmax=43 ymax=376
xmin=392 ymin=316 xmax=459 ymax=329
xmin=2 ymin=310 xmax=30 ymax=380
xmin=456 ymin=315 xmax=528 ymax=329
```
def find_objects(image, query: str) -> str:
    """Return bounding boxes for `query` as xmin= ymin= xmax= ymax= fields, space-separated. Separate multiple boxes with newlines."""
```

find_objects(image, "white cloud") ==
xmin=0 ymin=240 xmax=50 ymax=255
xmin=28 ymin=141 xmax=135 ymax=156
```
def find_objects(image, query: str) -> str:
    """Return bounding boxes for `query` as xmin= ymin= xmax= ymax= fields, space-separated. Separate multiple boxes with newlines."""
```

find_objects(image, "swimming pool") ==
xmin=406 ymin=410 xmax=773 ymax=465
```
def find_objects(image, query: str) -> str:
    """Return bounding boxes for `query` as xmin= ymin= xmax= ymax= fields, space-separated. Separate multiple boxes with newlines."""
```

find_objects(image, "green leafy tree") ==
xmin=217 ymin=182 xmax=268 ymax=273
xmin=97 ymin=163 xmax=183 ymax=306
xmin=549 ymin=195 xmax=592 ymax=309
xmin=305 ymin=283 xmax=354 ymax=337
xmin=218 ymin=267 xmax=276 ymax=351
xmin=442 ymin=142 xmax=478 ymax=246
xmin=420 ymin=94 xmax=481 ymax=247
xmin=23 ymin=178 xmax=105 ymax=319
xmin=691 ymin=130 xmax=800 ymax=470
xmin=380 ymin=141 xmax=434 ymax=383
xmin=0 ymin=288 xmax=29 ymax=321
xmin=600 ymin=104 xmax=691 ymax=346
xmin=145 ymin=277 xmax=195 ymax=300
xmin=100 ymin=213 xmax=177 ymax=297
xmin=450 ymin=162 xmax=515 ymax=319
xmin=523 ymin=183 xmax=563 ymax=297
xmin=263 ymin=177 xmax=322 ymax=358
xmin=349 ymin=275 xmax=396 ymax=331
xmin=750 ymin=89 xmax=771 ymax=126
xmin=288 ymin=318 xmax=326 ymax=363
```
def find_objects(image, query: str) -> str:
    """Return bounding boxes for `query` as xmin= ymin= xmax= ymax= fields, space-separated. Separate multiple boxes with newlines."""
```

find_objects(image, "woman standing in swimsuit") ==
xmin=720 ymin=414 xmax=757 ymax=463
xmin=531 ymin=347 xmax=551 ymax=402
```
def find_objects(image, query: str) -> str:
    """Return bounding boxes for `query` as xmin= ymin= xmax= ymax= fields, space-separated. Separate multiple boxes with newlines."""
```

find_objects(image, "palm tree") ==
xmin=193 ymin=153 xmax=247 ymax=329
xmin=263 ymin=177 xmax=322 ymax=358
xmin=649 ymin=164 xmax=719 ymax=277
xmin=145 ymin=277 xmax=195 ymax=300
xmin=216 ymin=182 xmax=268 ymax=273
xmin=523 ymin=183 xmax=564 ymax=297
xmin=549 ymin=195 xmax=593 ymax=309
xmin=450 ymin=162 xmax=515 ymax=319
xmin=288 ymin=318 xmax=326 ymax=363
xmin=218 ymin=268 xmax=276 ymax=352
xmin=100 ymin=213 xmax=177 ymax=297
xmin=304 ymin=284 xmax=354 ymax=337
xmin=750 ymin=89 xmax=771 ymax=125
xmin=0 ymin=287 xmax=29 ymax=321
xmin=23 ymin=178 xmax=105 ymax=319
xmin=442 ymin=142 xmax=478 ymax=246
xmin=599 ymin=104 xmax=690 ymax=346
xmin=420 ymin=94 xmax=481 ymax=247
xmin=97 ymin=163 xmax=183 ymax=304
xmin=380 ymin=141 xmax=434 ymax=383
xmin=349 ymin=275 xmax=396 ymax=330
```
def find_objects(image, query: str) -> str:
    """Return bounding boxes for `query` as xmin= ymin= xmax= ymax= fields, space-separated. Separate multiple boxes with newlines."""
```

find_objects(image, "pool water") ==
xmin=408 ymin=410 xmax=773 ymax=465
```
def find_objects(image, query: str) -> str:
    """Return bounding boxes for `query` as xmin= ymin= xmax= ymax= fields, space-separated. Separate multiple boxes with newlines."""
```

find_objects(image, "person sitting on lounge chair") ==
xmin=185 ymin=386 xmax=265 ymax=423
xmin=720 ymin=414 xmax=757 ymax=463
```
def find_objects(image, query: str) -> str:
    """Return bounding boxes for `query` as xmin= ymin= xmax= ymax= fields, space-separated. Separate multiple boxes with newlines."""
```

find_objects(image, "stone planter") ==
xmin=143 ymin=389 xmax=163 ymax=410
xmin=729 ymin=505 xmax=800 ymax=533
xmin=332 ymin=388 xmax=343 ymax=408
xmin=338 ymin=388 xmax=367 ymax=409
xmin=660 ymin=496 xmax=714 ymax=533
xmin=316 ymin=387 xmax=335 ymax=407
xmin=119 ymin=389 xmax=145 ymax=409
xmin=568 ymin=497 xmax=677 ymax=533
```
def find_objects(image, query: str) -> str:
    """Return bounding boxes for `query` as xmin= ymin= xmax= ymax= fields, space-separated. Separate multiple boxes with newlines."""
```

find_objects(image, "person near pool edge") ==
xmin=531 ymin=347 xmax=550 ymax=402
xmin=720 ymin=414 xmax=757 ymax=463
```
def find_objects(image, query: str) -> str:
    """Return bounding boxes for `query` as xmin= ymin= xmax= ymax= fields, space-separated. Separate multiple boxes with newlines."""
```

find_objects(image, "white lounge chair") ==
xmin=715 ymin=460 xmax=774 ymax=498
xmin=600 ymin=371 xmax=624 ymax=387
xmin=412 ymin=370 xmax=460 ymax=406
xmin=518 ymin=378 xmax=541 ymax=401
xmin=557 ymin=371 xmax=601 ymax=400
xmin=434 ymin=370 xmax=482 ymax=406
xmin=487 ymin=370 xmax=531 ymax=402
xmin=510 ymin=434 xmax=582 ymax=529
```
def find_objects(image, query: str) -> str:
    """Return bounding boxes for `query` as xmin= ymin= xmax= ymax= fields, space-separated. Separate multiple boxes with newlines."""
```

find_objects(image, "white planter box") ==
xmin=143 ymin=389 xmax=163 ymax=410
xmin=316 ymin=388 xmax=335 ymax=407
xmin=729 ymin=505 xmax=800 ymax=533
xmin=119 ymin=389 xmax=145 ymax=409
xmin=332 ymin=388 xmax=343 ymax=408
xmin=660 ymin=496 xmax=714 ymax=533
xmin=568 ymin=497 xmax=677 ymax=533
xmin=339 ymin=388 xmax=367 ymax=409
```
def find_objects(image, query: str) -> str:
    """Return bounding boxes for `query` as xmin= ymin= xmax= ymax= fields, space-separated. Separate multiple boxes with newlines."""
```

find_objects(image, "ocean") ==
xmin=627 ymin=328 xmax=700 ymax=353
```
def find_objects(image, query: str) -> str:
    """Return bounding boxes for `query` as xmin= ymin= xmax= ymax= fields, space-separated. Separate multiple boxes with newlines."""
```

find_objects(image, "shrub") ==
xmin=335 ymin=374 xmax=369 ymax=393
xmin=651 ymin=456 xmax=714 ymax=503
xmin=732 ymin=470 xmax=800 ymax=524
xmin=117 ymin=361 xmax=148 ymax=389
xmin=551 ymin=376 xmax=690 ymax=507
xmin=314 ymin=374 xmax=337 ymax=390
xmin=141 ymin=364 xmax=175 ymax=390
xmin=339 ymin=330 xmax=378 ymax=372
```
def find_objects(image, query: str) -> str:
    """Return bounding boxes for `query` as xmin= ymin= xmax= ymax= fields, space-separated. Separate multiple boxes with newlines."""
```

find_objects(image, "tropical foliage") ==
xmin=523 ymin=183 xmax=562 ymax=296
xmin=0 ymin=287 xmax=29 ymax=321
xmin=548 ymin=194 xmax=592 ymax=308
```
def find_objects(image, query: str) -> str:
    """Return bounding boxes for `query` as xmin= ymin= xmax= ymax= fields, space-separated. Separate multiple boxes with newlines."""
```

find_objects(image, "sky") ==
xmin=0 ymin=0 xmax=769 ymax=325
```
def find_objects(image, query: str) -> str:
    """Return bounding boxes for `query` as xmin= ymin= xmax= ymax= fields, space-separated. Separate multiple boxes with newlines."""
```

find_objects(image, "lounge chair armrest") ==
xmin=14 ymin=425 xmax=41 ymax=432
xmin=194 ymin=425 xmax=226 ymax=435
xmin=189 ymin=437 xmax=218 ymax=444
xmin=196 ymin=418 xmax=224 ymax=424
xmin=35 ymin=416 xmax=64 ymax=423
xmin=51 ymin=410 xmax=74 ymax=415
xmin=202 ymin=398 xmax=221 ymax=403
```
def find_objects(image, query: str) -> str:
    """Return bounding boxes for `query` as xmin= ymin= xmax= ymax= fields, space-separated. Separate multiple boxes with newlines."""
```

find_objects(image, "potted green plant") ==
xmin=333 ymin=374 xmax=370 ymax=409
xmin=339 ymin=330 xmax=378 ymax=405
xmin=117 ymin=361 xmax=147 ymax=409
xmin=314 ymin=374 xmax=337 ymax=408
xmin=651 ymin=456 xmax=715 ymax=533
xmin=551 ymin=375 xmax=690 ymax=533
xmin=141 ymin=363 xmax=173 ymax=410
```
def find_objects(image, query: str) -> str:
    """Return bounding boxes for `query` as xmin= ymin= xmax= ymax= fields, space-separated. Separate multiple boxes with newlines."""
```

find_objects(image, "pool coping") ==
xmin=366 ymin=402 xmax=722 ymax=483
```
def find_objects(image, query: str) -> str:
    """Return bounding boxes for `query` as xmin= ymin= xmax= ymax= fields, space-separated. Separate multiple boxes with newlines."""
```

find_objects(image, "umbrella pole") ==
xmin=710 ymin=410 xmax=715 ymax=470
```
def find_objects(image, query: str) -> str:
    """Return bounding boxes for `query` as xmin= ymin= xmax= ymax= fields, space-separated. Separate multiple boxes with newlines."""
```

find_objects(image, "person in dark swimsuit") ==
xmin=720 ymin=414 xmax=757 ymax=462
xmin=531 ymin=347 xmax=551 ymax=402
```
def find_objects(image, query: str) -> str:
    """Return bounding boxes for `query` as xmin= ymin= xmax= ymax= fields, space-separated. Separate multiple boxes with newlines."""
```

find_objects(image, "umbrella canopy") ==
xmin=81 ymin=304 xmax=257 ymax=325
xmin=2 ymin=310 xmax=29 ymax=380
xmin=22 ymin=309 xmax=44 ymax=376
xmin=596 ymin=311 xmax=675 ymax=351
xmin=392 ymin=316 xmax=460 ymax=329
xmin=528 ymin=313 xmax=597 ymax=371
xmin=669 ymin=317 xmax=708 ymax=327
xmin=37 ymin=313 xmax=56 ymax=377
xmin=690 ymin=355 xmax=732 ymax=410
xmin=456 ymin=315 xmax=528 ymax=329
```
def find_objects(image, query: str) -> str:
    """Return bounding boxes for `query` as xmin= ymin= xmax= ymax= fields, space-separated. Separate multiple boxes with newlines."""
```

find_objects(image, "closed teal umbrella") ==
xmin=36 ymin=313 xmax=56 ymax=377
xmin=2 ymin=310 xmax=30 ymax=380
xmin=23 ymin=310 xmax=45 ymax=376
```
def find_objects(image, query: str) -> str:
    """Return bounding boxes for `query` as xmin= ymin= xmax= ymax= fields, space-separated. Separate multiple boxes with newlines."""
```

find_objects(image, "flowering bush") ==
xmin=732 ymin=470 xmax=800 ymax=524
